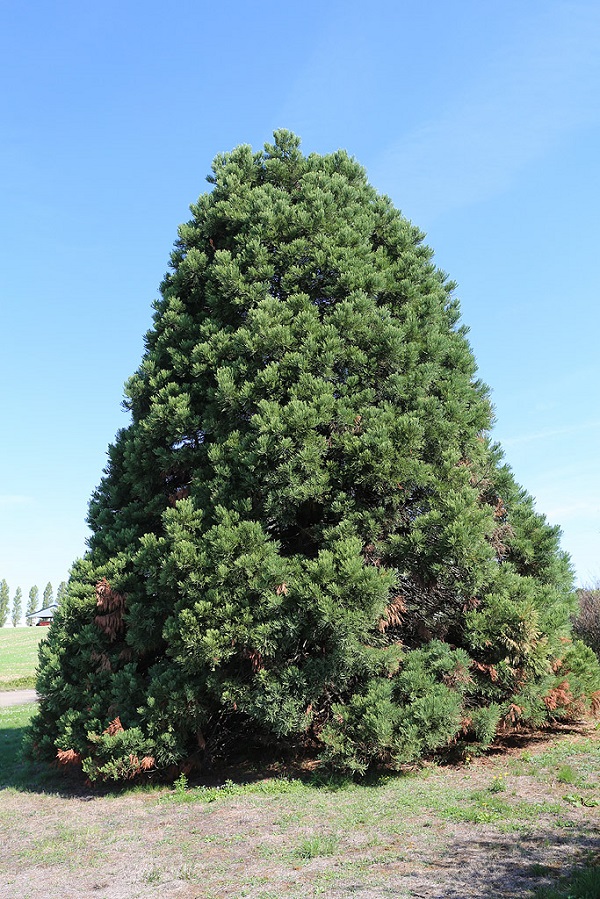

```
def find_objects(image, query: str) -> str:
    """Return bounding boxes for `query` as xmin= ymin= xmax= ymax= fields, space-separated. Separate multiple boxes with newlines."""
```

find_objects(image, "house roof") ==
xmin=26 ymin=604 xmax=59 ymax=618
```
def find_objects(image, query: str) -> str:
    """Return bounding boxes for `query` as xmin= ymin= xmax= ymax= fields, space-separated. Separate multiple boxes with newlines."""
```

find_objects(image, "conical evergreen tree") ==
xmin=29 ymin=132 xmax=600 ymax=781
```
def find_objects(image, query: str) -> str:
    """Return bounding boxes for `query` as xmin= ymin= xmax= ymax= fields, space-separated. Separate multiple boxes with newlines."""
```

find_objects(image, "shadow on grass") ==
xmin=396 ymin=829 xmax=600 ymax=899
xmin=0 ymin=704 xmax=96 ymax=798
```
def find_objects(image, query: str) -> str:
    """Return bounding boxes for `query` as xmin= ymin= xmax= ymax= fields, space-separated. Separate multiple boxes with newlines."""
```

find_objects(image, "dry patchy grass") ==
xmin=0 ymin=703 xmax=599 ymax=898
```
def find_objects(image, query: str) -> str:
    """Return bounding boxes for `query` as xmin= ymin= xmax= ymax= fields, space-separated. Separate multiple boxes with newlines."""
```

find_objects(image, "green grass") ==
xmin=0 ymin=703 xmax=37 ymax=786
xmin=533 ymin=863 xmax=600 ymax=898
xmin=160 ymin=747 xmax=596 ymax=840
xmin=0 ymin=627 xmax=46 ymax=690
xmin=558 ymin=765 xmax=578 ymax=785
xmin=294 ymin=834 xmax=339 ymax=859
xmin=165 ymin=774 xmax=311 ymax=805
xmin=0 ymin=702 xmax=69 ymax=792
xmin=158 ymin=756 xmax=599 ymax=894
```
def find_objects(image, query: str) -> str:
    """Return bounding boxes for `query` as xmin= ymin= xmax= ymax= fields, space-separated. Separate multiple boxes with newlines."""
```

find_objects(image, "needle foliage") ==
xmin=29 ymin=132 xmax=600 ymax=781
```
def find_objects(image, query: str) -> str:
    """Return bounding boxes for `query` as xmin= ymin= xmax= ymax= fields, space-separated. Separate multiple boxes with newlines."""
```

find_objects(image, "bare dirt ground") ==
xmin=0 ymin=723 xmax=598 ymax=899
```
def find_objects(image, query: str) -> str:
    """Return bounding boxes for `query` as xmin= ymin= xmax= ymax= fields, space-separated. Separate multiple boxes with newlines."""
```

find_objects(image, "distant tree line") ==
xmin=0 ymin=580 xmax=68 ymax=627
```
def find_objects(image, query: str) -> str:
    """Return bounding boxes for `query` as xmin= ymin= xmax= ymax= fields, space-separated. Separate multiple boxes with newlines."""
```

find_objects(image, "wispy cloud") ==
xmin=501 ymin=419 xmax=600 ymax=447
xmin=0 ymin=495 xmax=34 ymax=508
xmin=542 ymin=498 xmax=600 ymax=521
xmin=370 ymin=3 xmax=600 ymax=220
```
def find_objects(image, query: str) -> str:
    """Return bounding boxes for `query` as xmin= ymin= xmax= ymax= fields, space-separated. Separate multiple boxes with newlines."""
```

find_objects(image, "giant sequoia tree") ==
xmin=30 ymin=132 xmax=600 ymax=781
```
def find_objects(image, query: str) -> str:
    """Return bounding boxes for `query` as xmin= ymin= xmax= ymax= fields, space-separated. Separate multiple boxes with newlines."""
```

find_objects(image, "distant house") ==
xmin=26 ymin=603 xmax=58 ymax=626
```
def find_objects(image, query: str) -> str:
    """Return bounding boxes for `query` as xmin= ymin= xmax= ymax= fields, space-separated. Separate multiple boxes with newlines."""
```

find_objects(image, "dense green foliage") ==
xmin=29 ymin=132 xmax=600 ymax=781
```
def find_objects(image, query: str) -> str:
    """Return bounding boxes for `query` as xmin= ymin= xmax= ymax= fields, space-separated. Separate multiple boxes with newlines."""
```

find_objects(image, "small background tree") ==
xmin=11 ymin=587 xmax=22 ymax=627
xmin=56 ymin=581 xmax=68 ymax=607
xmin=573 ymin=582 xmax=600 ymax=660
xmin=0 ymin=580 xmax=9 ymax=628
xmin=26 ymin=585 xmax=39 ymax=626
xmin=42 ymin=582 xmax=53 ymax=609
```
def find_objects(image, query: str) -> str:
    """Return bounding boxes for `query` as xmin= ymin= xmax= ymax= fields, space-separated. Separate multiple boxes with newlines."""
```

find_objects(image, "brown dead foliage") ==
xmin=488 ymin=521 xmax=515 ymax=560
xmin=363 ymin=543 xmax=381 ymax=567
xmin=56 ymin=748 xmax=81 ymax=767
xmin=104 ymin=717 xmax=124 ymax=736
xmin=543 ymin=680 xmax=588 ymax=718
xmin=243 ymin=647 xmax=264 ymax=672
xmin=459 ymin=715 xmax=473 ymax=734
xmin=443 ymin=662 xmax=472 ymax=689
xmin=471 ymin=659 xmax=499 ymax=682
xmin=544 ymin=681 xmax=573 ymax=711
xmin=501 ymin=703 xmax=524 ymax=727
xmin=90 ymin=650 xmax=113 ymax=672
xmin=94 ymin=578 xmax=126 ymax=642
xmin=127 ymin=754 xmax=156 ymax=776
xmin=462 ymin=596 xmax=480 ymax=612
xmin=493 ymin=497 xmax=507 ymax=520
xmin=377 ymin=594 xmax=406 ymax=633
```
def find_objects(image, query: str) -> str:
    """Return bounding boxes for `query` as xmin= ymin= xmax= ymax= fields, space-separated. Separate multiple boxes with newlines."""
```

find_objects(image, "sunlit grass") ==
xmin=533 ymin=862 xmax=600 ymax=898
xmin=0 ymin=628 xmax=46 ymax=690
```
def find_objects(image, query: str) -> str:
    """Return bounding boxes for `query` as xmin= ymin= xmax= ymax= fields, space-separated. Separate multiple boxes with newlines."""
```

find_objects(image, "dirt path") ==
xmin=0 ymin=690 xmax=37 ymax=707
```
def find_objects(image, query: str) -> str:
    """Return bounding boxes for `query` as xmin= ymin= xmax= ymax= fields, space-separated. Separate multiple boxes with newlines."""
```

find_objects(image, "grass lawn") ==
xmin=0 ymin=703 xmax=40 ymax=786
xmin=0 ymin=627 xmax=46 ymax=690
xmin=1 ymin=630 xmax=598 ymax=897
xmin=0 ymin=697 xmax=599 ymax=898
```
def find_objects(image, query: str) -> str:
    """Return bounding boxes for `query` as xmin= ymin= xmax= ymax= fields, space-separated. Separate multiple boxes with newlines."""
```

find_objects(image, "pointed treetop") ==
xmin=264 ymin=129 xmax=302 ymax=159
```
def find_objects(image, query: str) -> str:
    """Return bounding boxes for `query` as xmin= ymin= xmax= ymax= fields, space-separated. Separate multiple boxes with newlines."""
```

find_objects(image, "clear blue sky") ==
xmin=1 ymin=0 xmax=598 ymax=613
